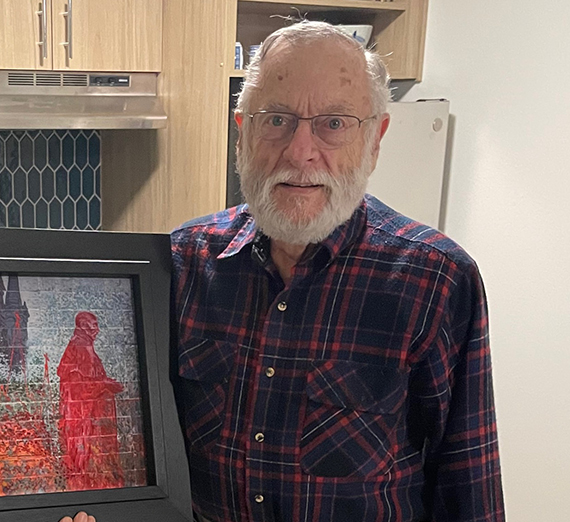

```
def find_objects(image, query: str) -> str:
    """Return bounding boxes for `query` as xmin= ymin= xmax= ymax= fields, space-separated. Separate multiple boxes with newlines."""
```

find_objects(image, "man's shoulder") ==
xmin=171 ymin=204 xmax=250 ymax=244
xmin=363 ymin=194 xmax=476 ymax=271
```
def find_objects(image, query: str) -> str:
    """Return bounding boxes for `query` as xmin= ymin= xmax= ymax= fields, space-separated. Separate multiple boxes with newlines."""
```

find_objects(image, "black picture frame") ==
xmin=0 ymin=228 xmax=192 ymax=522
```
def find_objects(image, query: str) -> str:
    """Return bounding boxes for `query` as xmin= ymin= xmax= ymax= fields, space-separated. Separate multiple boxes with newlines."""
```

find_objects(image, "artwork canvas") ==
xmin=0 ymin=228 xmax=193 ymax=522
xmin=0 ymin=274 xmax=147 ymax=496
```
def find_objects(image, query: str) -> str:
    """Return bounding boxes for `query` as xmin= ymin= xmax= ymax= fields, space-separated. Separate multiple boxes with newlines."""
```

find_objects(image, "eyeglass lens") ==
xmin=252 ymin=112 xmax=360 ymax=147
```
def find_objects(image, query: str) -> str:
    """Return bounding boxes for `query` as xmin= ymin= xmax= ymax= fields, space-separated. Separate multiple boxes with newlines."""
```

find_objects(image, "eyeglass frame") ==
xmin=245 ymin=110 xmax=378 ymax=148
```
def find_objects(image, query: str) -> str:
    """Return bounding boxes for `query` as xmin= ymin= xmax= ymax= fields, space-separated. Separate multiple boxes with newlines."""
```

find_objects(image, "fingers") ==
xmin=58 ymin=512 xmax=96 ymax=522
xmin=74 ymin=512 xmax=90 ymax=522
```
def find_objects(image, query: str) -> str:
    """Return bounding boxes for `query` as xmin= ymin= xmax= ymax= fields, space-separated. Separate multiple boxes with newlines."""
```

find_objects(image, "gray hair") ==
xmin=236 ymin=20 xmax=391 ymax=117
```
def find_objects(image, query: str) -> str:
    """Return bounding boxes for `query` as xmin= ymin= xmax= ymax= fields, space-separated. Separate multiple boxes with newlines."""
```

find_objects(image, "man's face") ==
xmin=82 ymin=316 xmax=99 ymax=341
xmin=237 ymin=39 xmax=385 ymax=245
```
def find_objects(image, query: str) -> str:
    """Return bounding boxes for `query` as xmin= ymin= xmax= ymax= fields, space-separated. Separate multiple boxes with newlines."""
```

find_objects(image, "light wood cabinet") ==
xmin=0 ymin=0 xmax=53 ymax=70
xmin=51 ymin=0 xmax=162 ymax=71
xmin=0 ymin=0 xmax=162 ymax=72
xmin=102 ymin=0 xmax=429 ymax=233
xmin=236 ymin=0 xmax=428 ymax=81
xmin=102 ymin=0 xmax=234 ymax=232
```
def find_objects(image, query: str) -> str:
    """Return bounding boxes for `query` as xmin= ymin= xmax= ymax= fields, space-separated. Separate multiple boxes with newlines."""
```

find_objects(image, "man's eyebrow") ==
xmin=322 ymin=104 xmax=357 ymax=114
xmin=263 ymin=102 xmax=293 ymax=112
xmin=261 ymin=102 xmax=358 ymax=114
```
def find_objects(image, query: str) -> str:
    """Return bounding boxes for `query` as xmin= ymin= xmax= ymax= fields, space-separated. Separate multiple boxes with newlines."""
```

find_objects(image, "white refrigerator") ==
xmin=368 ymin=99 xmax=450 ymax=230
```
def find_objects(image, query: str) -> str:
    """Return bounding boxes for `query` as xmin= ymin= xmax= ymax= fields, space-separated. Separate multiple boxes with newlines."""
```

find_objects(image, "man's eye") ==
xmin=326 ymin=118 xmax=343 ymax=130
xmin=271 ymin=115 xmax=284 ymax=127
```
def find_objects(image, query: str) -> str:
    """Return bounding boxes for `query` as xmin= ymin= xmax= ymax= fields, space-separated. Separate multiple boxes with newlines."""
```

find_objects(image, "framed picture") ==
xmin=0 ymin=228 xmax=192 ymax=522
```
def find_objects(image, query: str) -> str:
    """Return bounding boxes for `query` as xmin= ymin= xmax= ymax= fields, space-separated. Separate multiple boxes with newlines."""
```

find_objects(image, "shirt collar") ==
xmin=217 ymin=199 xmax=368 ymax=263
xmin=312 ymin=199 xmax=367 ymax=263
xmin=217 ymin=209 xmax=257 ymax=259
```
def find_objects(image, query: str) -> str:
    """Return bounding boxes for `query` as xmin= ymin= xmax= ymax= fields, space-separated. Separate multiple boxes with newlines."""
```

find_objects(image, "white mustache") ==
xmin=269 ymin=170 xmax=338 ymax=188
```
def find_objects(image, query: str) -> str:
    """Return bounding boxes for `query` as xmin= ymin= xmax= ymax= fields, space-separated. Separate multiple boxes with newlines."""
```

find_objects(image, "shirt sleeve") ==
xmin=408 ymin=260 xmax=505 ymax=522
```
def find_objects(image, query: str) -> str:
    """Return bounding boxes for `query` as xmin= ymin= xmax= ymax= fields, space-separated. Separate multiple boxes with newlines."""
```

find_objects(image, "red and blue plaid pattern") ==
xmin=171 ymin=194 xmax=504 ymax=522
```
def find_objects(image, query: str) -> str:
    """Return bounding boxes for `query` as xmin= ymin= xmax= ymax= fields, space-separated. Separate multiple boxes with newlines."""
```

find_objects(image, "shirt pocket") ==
xmin=177 ymin=337 xmax=234 ymax=451
xmin=300 ymin=359 xmax=409 ymax=479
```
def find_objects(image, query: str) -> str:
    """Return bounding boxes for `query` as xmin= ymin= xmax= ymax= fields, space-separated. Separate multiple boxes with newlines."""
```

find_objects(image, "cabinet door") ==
xmin=51 ymin=0 xmax=162 ymax=71
xmin=102 ymin=0 xmax=236 ymax=232
xmin=0 ymin=0 xmax=52 ymax=69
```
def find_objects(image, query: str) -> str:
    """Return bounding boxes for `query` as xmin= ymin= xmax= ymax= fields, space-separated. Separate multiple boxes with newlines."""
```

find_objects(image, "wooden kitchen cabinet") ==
xmin=0 ymin=0 xmax=53 ymax=69
xmin=51 ymin=0 xmax=162 ymax=71
xmin=0 ymin=0 xmax=162 ymax=72
xmin=235 ymin=0 xmax=428 ymax=81
xmin=102 ymin=0 xmax=429 ymax=233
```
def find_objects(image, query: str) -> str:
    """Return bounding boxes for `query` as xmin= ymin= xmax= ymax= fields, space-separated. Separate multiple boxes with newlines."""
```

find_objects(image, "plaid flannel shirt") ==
xmin=171 ymin=194 xmax=504 ymax=522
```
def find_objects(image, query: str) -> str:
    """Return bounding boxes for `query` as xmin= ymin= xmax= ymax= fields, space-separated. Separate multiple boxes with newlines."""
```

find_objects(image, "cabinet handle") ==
xmin=62 ymin=0 xmax=73 ymax=59
xmin=36 ymin=0 xmax=48 ymax=59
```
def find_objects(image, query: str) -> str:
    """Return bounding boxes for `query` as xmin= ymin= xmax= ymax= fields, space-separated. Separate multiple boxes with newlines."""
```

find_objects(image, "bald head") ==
xmin=236 ymin=21 xmax=390 ymax=117
xmin=75 ymin=311 xmax=99 ymax=341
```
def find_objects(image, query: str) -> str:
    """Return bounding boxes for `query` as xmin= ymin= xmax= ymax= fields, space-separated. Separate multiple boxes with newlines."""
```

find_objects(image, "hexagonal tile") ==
xmin=48 ymin=134 xmax=61 ymax=170
xmin=41 ymin=168 xmax=55 ymax=201
xmin=20 ymin=135 xmax=33 ymax=172
xmin=35 ymin=199 xmax=48 ymax=228
xmin=89 ymin=197 xmax=101 ymax=230
xmin=34 ymin=134 xmax=48 ymax=170
xmin=76 ymin=197 xmax=88 ymax=229
xmin=49 ymin=200 xmax=62 ymax=229
xmin=82 ymin=166 xmax=94 ymax=199
xmin=0 ymin=171 xmax=12 ymax=203
xmin=22 ymin=200 xmax=34 ymax=228
xmin=55 ymin=167 xmax=68 ymax=201
xmin=5 ymin=134 xmax=18 ymax=171
xmin=76 ymin=133 xmax=88 ymax=167
xmin=0 ymin=138 xmax=5 ymax=170
xmin=7 ymin=201 xmax=21 ymax=227
xmin=88 ymin=133 xmax=101 ymax=169
xmin=63 ymin=197 xmax=75 ymax=229
xmin=69 ymin=166 xmax=81 ymax=200
xmin=0 ymin=201 xmax=6 ymax=227
xmin=14 ymin=168 xmax=27 ymax=203
xmin=95 ymin=167 xmax=101 ymax=196
xmin=28 ymin=167 xmax=41 ymax=202
xmin=62 ymin=133 xmax=74 ymax=169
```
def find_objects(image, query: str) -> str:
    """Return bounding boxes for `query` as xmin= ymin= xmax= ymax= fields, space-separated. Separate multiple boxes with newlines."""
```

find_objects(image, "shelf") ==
xmin=238 ymin=0 xmax=408 ymax=16
xmin=230 ymin=69 xmax=246 ymax=78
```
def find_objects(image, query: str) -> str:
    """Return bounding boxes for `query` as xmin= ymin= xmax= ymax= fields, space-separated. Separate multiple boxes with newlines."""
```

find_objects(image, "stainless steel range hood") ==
xmin=0 ymin=71 xmax=167 ymax=129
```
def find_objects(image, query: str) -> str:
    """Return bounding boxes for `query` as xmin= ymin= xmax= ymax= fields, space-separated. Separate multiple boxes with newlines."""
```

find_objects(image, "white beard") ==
xmin=237 ymin=141 xmax=375 ymax=246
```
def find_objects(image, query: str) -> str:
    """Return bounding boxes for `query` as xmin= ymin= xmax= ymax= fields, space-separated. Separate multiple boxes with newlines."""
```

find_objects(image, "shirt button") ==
xmin=277 ymin=301 xmax=287 ymax=312
xmin=265 ymin=367 xmax=275 ymax=378
xmin=254 ymin=432 xmax=265 ymax=442
xmin=254 ymin=494 xmax=264 ymax=503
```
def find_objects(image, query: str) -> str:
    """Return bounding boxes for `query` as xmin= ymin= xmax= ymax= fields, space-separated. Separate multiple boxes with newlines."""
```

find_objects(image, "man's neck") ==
xmin=270 ymin=238 xmax=308 ymax=286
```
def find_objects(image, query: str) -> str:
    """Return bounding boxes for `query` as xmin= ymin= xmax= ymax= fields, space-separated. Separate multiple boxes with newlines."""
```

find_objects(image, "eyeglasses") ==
xmin=246 ymin=111 xmax=377 ymax=149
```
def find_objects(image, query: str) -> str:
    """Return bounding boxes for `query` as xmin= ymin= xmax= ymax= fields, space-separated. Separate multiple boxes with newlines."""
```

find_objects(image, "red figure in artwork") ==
xmin=57 ymin=311 xmax=125 ymax=491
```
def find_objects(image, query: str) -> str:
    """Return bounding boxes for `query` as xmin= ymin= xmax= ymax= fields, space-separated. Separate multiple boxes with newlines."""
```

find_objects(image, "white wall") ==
xmin=401 ymin=1 xmax=570 ymax=520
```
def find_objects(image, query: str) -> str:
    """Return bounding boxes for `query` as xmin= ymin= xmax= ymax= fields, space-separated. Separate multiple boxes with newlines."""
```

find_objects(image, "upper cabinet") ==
xmin=51 ymin=0 xmax=162 ymax=71
xmin=0 ymin=0 xmax=53 ymax=70
xmin=0 ymin=0 xmax=162 ymax=72
xmin=234 ymin=0 xmax=428 ymax=80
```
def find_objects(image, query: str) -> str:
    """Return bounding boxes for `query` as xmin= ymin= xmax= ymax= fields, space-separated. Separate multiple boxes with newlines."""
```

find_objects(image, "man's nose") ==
xmin=281 ymin=120 xmax=321 ymax=168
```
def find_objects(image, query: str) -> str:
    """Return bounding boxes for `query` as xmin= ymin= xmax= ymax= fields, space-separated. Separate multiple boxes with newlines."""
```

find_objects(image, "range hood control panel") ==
xmin=89 ymin=75 xmax=130 ymax=87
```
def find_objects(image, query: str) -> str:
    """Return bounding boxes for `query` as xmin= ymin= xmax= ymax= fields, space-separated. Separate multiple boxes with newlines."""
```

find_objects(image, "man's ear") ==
xmin=234 ymin=110 xmax=244 ymax=149
xmin=234 ymin=110 xmax=244 ymax=128
xmin=371 ymin=113 xmax=390 ymax=163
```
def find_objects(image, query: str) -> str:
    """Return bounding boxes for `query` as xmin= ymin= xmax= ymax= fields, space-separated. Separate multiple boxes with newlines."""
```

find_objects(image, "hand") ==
xmin=59 ymin=512 xmax=96 ymax=522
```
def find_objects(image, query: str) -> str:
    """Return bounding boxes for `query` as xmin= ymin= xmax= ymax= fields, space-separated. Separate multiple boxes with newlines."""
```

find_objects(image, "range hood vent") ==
xmin=0 ymin=71 xmax=166 ymax=129
xmin=8 ymin=71 xmax=89 ymax=87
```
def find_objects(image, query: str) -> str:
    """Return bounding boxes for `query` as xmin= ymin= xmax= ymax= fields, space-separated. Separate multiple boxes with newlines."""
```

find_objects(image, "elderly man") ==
xmin=61 ymin=20 xmax=504 ymax=522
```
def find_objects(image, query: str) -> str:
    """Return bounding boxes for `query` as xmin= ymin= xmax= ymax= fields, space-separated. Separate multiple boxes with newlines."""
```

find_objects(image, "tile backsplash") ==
xmin=0 ymin=130 xmax=101 ymax=230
